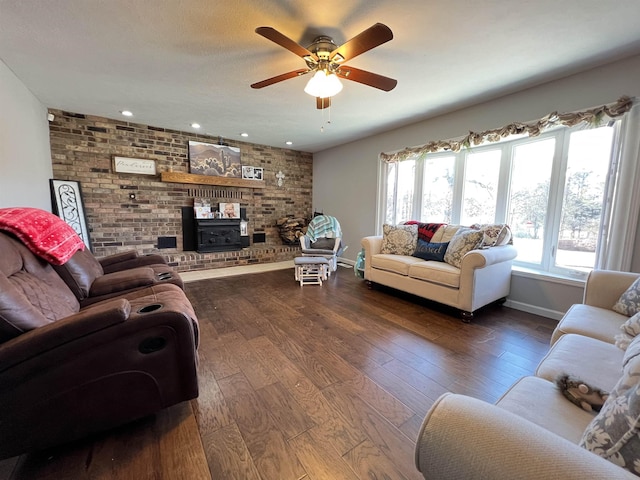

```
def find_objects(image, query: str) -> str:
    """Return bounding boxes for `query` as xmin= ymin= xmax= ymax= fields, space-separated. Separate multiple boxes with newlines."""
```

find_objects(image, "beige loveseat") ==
xmin=415 ymin=269 xmax=640 ymax=479
xmin=361 ymin=224 xmax=517 ymax=320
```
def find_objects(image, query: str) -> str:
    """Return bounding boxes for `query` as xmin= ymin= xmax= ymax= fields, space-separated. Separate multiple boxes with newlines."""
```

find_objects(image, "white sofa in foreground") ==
xmin=415 ymin=269 xmax=640 ymax=479
xmin=362 ymin=223 xmax=517 ymax=320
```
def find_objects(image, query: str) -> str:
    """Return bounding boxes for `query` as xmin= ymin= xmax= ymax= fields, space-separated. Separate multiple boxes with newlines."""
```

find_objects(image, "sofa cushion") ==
xmin=431 ymin=224 xmax=461 ymax=243
xmin=470 ymin=223 xmax=513 ymax=247
xmin=380 ymin=224 xmax=418 ymax=255
xmin=443 ymin=229 xmax=484 ymax=268
xmin=497 ymin=376 xmax=596 ymax=444
xmin=613 ymin=277 xmax=640 ymax=317
xmin=536 ymin=333 xmax=623 ymax=393
xmin=408 ymin=261 xmax=461 ymax=288
xmin=412 ymin=240 xmax=449 ymax=262
xmin=370 ymin=254 xmax=423 ymax=276
xmin=580 ymin=335 xmax=640 ymax=474
xmin=551 ymin=303 xmax=628 ymax=346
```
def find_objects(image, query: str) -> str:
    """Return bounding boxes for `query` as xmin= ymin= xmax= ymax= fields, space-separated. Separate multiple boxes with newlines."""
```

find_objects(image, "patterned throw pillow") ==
xmin=613 ymin=277 xmax=640 ymax=317
xmin=580 ymin=335 xmax=640 ymax=474
xmin=412 ymin=240 xmax=449 ymax=262
xmin=380 ymin=224 xmax=418 ymax=255
xmin=471 ymin=223 xmax=513 ymax=247
xmin=615 ymin=312 xmax=640 ymax=350
xmin=443 ymin=229 xmax=484 ymax=268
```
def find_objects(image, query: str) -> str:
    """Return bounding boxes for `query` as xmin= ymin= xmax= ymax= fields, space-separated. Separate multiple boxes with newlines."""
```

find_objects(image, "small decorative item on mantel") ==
xmin=193 ymin=198 xmax=211 ymax=219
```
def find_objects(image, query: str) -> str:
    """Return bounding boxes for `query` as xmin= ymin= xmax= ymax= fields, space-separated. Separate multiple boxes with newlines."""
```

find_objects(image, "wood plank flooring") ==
xmin=0 ymin=266 xmax=557 ymax=479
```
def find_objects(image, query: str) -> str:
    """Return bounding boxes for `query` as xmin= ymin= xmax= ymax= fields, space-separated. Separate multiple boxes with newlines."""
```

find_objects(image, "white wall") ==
xmin=0 ymin=59 xmax=52 ymax=209
xmin=314 ymin=54 xmax=640 ymax=318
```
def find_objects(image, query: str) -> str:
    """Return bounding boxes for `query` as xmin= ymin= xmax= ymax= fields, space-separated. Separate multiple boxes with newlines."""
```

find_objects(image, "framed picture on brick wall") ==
xmin=188 ymin=141 xmax=241 ymax=177
xmin=49 ymin=179 xmax=92 ymax=251
xmin=242 ymin=166 xmax=263 ymax=180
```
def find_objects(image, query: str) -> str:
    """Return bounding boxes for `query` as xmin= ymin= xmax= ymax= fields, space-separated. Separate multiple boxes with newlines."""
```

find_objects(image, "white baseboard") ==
xmin=503 ymin=299 xmax=563 ymax=321
xmin=337 ymin=257 xmax=355 ymax=266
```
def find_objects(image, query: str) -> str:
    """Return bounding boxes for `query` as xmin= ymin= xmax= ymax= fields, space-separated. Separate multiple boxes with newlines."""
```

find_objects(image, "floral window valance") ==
xmin=380 ymin=96 xmax=634 ymax=163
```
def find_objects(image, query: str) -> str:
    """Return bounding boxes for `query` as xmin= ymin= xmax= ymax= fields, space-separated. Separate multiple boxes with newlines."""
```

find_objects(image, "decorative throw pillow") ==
xmin=412 ymin=240 xmax=449 ymax=262
xmin=580 ymin=335 xmax=640 ymax=474
xmin=613 ymin=277 xmax=640 ymax=317
xmin=471 ymin=223 xmax=513 ymax=247
xmin=431 ymin=224 xmax=461 ymax=244
xmin=380 ymin=224 xmax=418 ymax=255
xmin=404 ymin=221 xmax=447 ymax=243
xmin=443 ymin=229 xmax=484 ymax=268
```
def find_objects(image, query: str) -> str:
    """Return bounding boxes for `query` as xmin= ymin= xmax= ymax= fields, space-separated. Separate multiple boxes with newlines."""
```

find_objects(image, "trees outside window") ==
xmin=382 ymin=124 xmax=616 ymax=278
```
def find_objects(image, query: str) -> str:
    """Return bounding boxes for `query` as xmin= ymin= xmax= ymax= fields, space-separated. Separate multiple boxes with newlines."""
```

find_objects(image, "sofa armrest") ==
xmin=416 ymin=393 xmax=636 ymax=479
xmin=89 ymin=267 xmax=157 ymax=297
xmin=98 ymin=250 xmax=138 ymax=268
xmin=361 ymin=236 xmax=383 ymax=279
xmin=0 ymin=299 xmax=130 ymax=372
xmin=100 ymin=252 xmax=168 ymax=274
xmin=583 ymin=269 xmax=640 ymax=309
xmin=361 ymin=235 xmax=383 ymax=255
xmin=460 ymin=244 xmax=517 ymax=269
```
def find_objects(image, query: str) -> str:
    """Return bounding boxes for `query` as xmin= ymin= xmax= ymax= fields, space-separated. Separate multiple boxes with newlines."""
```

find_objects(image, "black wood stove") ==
xmin=195 ymin=219 xmax=241 ymax=253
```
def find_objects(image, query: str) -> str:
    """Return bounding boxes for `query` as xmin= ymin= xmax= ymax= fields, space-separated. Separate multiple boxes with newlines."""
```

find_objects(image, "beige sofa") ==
xmin=415 ymin=269 xmax=640 ymax=479
xmin=361 ymin=225 xmax=517 ymax=320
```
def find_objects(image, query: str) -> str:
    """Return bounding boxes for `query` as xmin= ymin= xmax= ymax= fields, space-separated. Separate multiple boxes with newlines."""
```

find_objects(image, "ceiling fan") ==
xmin=251 ymin=23 xmax=397 ymax=109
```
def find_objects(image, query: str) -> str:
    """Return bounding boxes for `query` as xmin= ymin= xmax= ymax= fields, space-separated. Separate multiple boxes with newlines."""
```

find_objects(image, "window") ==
xmin=421 ymin=155 xmax=455 ymax=223
xmin=381 ymin=124 xmax=617 ymax=278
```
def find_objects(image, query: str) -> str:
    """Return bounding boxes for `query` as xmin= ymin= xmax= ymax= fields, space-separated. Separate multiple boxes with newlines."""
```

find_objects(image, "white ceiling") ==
xmin=2 ymin=0 xmax=640 ymax=153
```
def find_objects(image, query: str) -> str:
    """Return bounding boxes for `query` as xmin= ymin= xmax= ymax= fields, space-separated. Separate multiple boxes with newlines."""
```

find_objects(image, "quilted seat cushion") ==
xmin=370 ymin=254 xmax=423 ymax=276
xmin=408 ymin=261 xmax=461 ymax=288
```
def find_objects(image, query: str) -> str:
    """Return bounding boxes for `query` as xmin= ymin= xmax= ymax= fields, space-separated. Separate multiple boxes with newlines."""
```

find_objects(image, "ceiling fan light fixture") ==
xmin=304 ymin=70 xmax=343 ymax=98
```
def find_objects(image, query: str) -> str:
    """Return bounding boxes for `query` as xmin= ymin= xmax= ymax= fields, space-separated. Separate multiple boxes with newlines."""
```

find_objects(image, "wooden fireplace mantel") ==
xmin=160 ymin=171 xmax=265 ymax=189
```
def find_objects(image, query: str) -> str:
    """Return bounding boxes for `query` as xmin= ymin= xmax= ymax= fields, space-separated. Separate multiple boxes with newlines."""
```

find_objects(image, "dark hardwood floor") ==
xmin=0 ymin=266 xmax=557 ymax=479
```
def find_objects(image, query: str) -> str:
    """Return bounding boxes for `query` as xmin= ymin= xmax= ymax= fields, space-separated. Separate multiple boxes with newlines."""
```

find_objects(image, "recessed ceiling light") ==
xmin=285 ymin=141 xmax=293 ymax=145
xmin=240 ymin=132 xmax=249 ymax=137
xmin=191 ymin=123 xmax=201 ymax=129
xmin=120 ymin=110 xmax=133 ymax=117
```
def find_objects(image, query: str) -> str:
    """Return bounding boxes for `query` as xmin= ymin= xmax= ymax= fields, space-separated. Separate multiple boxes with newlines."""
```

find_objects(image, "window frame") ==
xmin=379 ymin=123 xmax=619 ymax=279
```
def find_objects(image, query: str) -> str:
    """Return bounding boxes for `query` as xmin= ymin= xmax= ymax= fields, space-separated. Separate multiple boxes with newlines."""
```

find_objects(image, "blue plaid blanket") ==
xmin=307 ymin=215 xmax=342 ymax=242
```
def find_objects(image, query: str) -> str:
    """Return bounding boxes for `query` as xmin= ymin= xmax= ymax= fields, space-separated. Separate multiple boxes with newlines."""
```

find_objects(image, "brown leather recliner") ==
xmin=0 ymin=232 xmax=199 ymax=460
xmin=53 ymin=247 xmax=184 ymax=307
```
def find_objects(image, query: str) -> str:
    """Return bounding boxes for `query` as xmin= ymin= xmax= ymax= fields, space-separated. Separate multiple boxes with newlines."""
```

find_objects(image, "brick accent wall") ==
xmin=48 ymin=110 xmax=312 ymax=271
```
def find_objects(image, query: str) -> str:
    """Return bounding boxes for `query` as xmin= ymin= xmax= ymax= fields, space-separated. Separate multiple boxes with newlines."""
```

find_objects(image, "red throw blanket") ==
xmin=0 ymin=207 xmax=85 ymax=265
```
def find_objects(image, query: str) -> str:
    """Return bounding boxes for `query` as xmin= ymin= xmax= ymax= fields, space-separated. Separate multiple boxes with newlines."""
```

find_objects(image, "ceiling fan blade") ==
xmin=316 ymin=97 xmax=331 ymax=109
xmin=251 ymin=69 xmax=309 ymax=89
xmin=330 ymin=23 xmax=393 ymax=63
xmin=256 ymin=27 xmax=317 ymax=60
xmin=337 ymin=66 xmax=397 ymax=91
